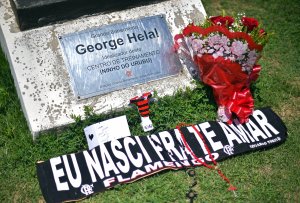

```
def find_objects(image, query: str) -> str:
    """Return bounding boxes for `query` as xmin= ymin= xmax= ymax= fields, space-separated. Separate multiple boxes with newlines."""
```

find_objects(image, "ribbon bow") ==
xmin=248 ymin=64 xmax=261 ymax=83
xmin=226 ymin=89 xmax=254 ymax=124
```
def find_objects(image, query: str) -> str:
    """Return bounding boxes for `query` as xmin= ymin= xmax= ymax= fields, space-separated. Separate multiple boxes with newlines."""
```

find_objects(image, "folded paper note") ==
xmin=84 ymin=115 xmax=131 ymax=150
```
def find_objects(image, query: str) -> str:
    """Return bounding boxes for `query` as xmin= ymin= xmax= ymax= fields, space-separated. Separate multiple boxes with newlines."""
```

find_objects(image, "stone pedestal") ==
xmin=0 ymin=0 xmax=206 ymax=138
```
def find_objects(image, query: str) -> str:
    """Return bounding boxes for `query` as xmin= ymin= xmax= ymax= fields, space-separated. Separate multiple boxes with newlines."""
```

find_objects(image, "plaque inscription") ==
xmin=59 ymin=15 xmax=181 ymax=99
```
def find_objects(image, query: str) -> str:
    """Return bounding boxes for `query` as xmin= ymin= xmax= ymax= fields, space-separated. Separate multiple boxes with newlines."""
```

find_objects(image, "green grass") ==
xmin=1 ymin=0 xmax=300 ymax=202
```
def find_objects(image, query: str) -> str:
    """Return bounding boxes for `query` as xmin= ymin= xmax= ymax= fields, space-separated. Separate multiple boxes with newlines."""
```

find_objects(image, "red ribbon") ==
xmin=226 ymin=89 xmax=254 ymax=124
xmin=248 ymin=64 xmax=261 ymax=83
xmin=182 ymin=24 xmax=263 ymax=51
xmin=173 ymin=34 xmax=184 ymax=51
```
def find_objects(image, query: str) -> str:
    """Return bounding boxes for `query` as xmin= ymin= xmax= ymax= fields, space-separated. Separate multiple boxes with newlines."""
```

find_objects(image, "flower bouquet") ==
xmin=175 ymin=14 xmax=270 ymax=123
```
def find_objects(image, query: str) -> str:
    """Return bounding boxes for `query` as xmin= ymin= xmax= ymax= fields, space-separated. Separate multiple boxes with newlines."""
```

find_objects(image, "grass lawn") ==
xmin=0 ymin=0 xmax=299 ymax=202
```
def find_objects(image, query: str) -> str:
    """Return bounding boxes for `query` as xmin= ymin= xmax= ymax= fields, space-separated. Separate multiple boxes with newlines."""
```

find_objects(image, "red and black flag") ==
xmin=130 ymin=91 xmax=152 ymax=117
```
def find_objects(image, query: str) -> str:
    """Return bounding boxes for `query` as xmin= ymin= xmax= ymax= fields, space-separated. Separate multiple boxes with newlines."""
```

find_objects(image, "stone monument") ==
xmin=0 ymin=0 xmax=206 ymax=138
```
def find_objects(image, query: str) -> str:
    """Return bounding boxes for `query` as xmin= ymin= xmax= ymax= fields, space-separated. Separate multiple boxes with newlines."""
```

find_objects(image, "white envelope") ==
xmin=84 ymin=115 xmax=131 ymax=150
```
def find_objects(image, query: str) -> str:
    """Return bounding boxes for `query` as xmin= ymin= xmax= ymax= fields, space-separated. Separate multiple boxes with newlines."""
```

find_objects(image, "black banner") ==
xmin=36 ymin=108 xmax=287 ymax=203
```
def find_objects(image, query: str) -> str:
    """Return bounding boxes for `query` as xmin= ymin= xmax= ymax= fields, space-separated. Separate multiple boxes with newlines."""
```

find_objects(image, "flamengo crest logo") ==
xmin=81 ymin=184 xmax=94 ymax=196
xmin=223 ymin=145 xmax=234 ymax=155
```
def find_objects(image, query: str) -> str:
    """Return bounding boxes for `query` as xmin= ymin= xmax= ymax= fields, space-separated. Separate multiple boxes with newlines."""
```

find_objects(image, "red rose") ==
xmin=242 ymin=17 xmax=259 ymax=31
xmin=210 ymin=16 xmax=234 ymax=27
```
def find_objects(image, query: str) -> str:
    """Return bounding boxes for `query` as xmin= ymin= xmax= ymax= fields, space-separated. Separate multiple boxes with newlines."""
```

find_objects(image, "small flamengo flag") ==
xmin=130 ymin=91 xmax=154 ymax=132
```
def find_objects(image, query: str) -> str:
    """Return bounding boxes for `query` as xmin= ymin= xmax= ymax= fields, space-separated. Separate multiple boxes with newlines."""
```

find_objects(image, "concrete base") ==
xmin=0 ymin=0 xmax=206 ymax=138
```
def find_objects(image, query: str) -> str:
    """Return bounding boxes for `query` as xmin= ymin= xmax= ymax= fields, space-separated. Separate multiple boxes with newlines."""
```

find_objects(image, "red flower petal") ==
xmin=242 ymin=17 xmax=259 ymax=31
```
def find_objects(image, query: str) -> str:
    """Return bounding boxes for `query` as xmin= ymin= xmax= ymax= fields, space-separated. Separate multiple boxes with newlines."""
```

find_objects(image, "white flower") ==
xmin=191 ymin=39 xmax=204 ymax=52
xmin=231 ymin=41 xmax=248 ymax=57
xmin=228 ymin=56 xmax=235 ymax=61
xmin=213 ymin=50 xmax=224 ymax=58
xmin=208 ymin=49 xmax=215 ymax=54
